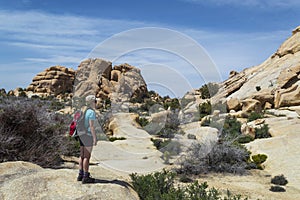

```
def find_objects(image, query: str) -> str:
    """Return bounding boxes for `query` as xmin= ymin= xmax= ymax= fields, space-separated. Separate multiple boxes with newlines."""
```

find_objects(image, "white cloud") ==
xmin=184 ymin=0 xmax=300 ymax=8
xmin=0 ymin=10 xmax=293 ymax=97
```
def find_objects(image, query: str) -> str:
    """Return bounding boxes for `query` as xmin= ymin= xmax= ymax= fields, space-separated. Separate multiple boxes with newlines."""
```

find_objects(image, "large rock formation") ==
xmin=26 ymin=59 xmax=148 ymax=106
xmin=0 ymin=161 xmax=139 ymax=200
xmin=27 ymin=66 xmax=75 ymax=96
xmin=73 ymin=58 xmax=112 ymax=98
xmin=73 ymin=59 xmax=148 ymax=106
xmin=213 ymin=26 xmax=300 ymax=112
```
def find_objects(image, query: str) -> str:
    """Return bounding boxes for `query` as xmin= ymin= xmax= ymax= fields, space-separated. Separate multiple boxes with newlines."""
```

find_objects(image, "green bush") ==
xmin=103 ymin=98 xmax=111 ymax=109
xmin=236 ymin=135 xmax=254 ymax=144
xmin=108 ymin=137 xmax=126 ymax=142
xmin=271 ymin=175 xmax=288 ymax=186
xmin=255 ymin=124 xmax=271 ymax=139
xmin=247 ymin=112 xmax=263 ymax=122
xmin=270 ymin=185 xmax=286 ymax=192
xmin=199 ymin=101 xmax=212 ymax=119
xmin=213 ymin=116 xmax=242 ymax=142
xmin=152 ymin=138 xmax=168 ymax=149
xmin=130 ymin=170 xmax=248 ymax=200
xmin=199 ymin=83 xmax=219 ymax=99
xmin=251 ymin=154 xmax=267 ymax=169
xmin=140 ymin=99 xmax=159 ymax=112
xmin=136 ymin=117 xmax=149 ymax=127
xmin=252 ymin=154 xmax=267 ymax=165
xmin=130 ymin=170 xmax=177 ymax=200
xmin=163 ymin=98 xmax=180 ymax=110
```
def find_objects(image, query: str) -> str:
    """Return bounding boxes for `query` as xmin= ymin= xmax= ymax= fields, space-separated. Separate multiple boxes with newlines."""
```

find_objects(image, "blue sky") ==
xmin=1 ymin=0 xmax=300 ymax=97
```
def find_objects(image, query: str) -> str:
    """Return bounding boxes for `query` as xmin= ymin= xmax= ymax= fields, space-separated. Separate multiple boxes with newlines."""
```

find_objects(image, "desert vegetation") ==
xmin=270 ymin=174 xmax=288 ymax=192
xmin=0 ymin=96 xmax=78 ymax=168
xmin=177 ymin=141 xmax=252 ymax=175
xmin=130 ymin=170 xmax=248 ymax=200
xmin=199 ymin=82 xmax=219 ymax=99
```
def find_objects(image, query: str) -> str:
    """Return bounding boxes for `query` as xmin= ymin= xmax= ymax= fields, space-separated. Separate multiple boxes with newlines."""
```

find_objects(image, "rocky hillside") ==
xmin=213 ymin=26 xmax=300 ymax=115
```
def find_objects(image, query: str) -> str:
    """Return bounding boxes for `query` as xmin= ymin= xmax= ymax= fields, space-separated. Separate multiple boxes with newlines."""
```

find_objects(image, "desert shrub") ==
xmin=214 ymin=116 xmax=242 ymax=142
xmin=270 ymin=185 xmax=286 ymax=192
xmin=271 ymin=175 xmax=288 ymax=186
xmin=151 ymin=139 xmax=181 ymax=156
xmin=252 ymin=154 xmax=267 ymax=165
xmin=130 ymin=170 xmax=247 ymax=200
xmin=140 ymin=99 xmax=159 ymax=112
xmin=136 ymin=117 xmax=149 ymax=127
xmin=130 ymin=170 xmax=179 ymax=200
xmin=236 ymin=135 xmax=254 ymax=144
xmin=199 ymin=101 xmax=212 ymax=119
xmin=247 ymin=112 xmax=264 ymax=122
xmin=108 ymin=137 xmax=126 ymax=142
xmin=163 ymin=98 xmax=180 ymax=110
xmin=199 ymin=83 xmax=219 ymax=99
xmin=179 ymin=174 xmax=193 ymax=183
xmin=255 ymin=124 xmax=271 ymax=139
xmin=151 ymin=138 xmax=170 ymax=150
xmin=251 ymin=154 xmax=267 ymax=169
xmin=0 ymin=96 xmax=78 ymax=168
xmin=187 ymin=134 xmax=197 ymax=140
xmin=102 ymin=98 xmax=111 ymax=109
xmin=18 ymin=90 xmax=27 ymax=97
xmin=178 ymin=141 xmax=250 ymax=175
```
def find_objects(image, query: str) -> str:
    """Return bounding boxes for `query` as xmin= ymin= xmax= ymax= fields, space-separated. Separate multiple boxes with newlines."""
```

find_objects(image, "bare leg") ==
xmin=79 ymin=146 xmax=84 ymax=170
xmin=83 ymin=146 xmax=93 ymax=172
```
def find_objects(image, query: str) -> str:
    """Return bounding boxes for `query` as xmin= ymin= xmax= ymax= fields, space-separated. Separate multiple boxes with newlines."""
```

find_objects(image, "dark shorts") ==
xmin=79 ymin=134 xmax=93 ymax=147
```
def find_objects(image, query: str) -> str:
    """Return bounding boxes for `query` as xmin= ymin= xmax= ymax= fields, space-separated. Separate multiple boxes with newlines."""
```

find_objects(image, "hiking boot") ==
xmin=77 ymin=174 xmax=83 ymax=181
xmin=82 ymin=173 xmax=95 ymax=184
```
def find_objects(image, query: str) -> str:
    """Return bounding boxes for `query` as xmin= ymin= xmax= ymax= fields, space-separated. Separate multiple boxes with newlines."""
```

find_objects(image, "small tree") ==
xmin=199 ymin=101 xmax=212 ymax=119
xmin=255 ymin=124 xmax=271 ymax=139
xmin=199 ymin=83 xmax=219 ymax=99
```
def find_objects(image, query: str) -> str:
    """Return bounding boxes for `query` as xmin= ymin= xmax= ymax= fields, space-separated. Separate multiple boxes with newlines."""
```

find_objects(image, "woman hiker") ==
xmin=77 ymin=95 xmax=98 ymax=184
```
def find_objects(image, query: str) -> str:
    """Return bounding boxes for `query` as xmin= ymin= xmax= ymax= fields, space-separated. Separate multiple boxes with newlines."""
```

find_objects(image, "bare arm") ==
xmin=89 ymin=120 xmax=97 ymax=146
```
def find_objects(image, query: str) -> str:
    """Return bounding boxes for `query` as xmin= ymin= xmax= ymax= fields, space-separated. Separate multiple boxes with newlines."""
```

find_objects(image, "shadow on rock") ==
xmin=91 ymin=178 xmax=133 ymax=189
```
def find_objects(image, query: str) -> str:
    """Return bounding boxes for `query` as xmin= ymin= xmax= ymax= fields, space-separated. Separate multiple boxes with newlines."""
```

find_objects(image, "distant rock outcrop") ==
xmin=212 ymin=26 xmax=300 ymax=113
xmin=27 ymin=66 xmax=75 ymax=97
xmin=26 ymin=59 xmax=148 ymax=106
xmin=73 ymin=58 xmax=148 ymax=109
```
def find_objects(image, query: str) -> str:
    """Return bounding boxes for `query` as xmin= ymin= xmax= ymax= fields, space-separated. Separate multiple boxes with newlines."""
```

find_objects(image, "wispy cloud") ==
xmin=0 ymin=9 xmax=293 ymax=97
xmin=183 ymin=0 xmax=300 ymax=8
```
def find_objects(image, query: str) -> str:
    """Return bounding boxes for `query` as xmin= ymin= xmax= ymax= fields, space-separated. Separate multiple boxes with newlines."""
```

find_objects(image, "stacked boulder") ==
xmin=27 ymin=66 xmax=75 ymax=97
xmin=73 ymin=58 xmax=148 ymax=105
xmin=25 ymin=59 xmax=148 ymax=104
